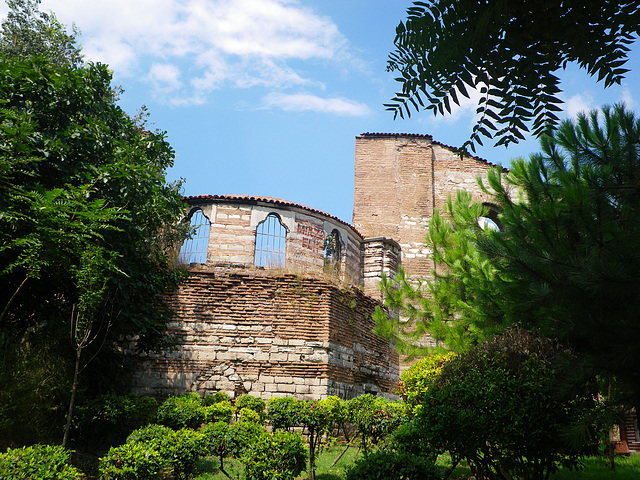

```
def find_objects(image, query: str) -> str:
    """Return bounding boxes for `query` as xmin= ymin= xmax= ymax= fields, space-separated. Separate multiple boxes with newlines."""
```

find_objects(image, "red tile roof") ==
xmin=184 ymin=194 xmax=362 ymax=237
xmin=359 ymin=132 xmax=509 ymax=171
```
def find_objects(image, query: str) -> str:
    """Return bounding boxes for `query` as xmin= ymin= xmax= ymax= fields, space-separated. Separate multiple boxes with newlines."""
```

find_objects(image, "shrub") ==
xmin=164 ymin=428 xmax=208 ymax=480
xmin=243 ymin=430 xmax=308 ymax=480
xmin=126 ymin=423 xmax=174 ymax=445
xmin=238 ymin=407 xmax=261 ymax=424
xmin=235 ymin=394 xmax=266 ymax=420
xmin=268 ymin=396 xmax=301 ymax=431
xmin=396 ymin=353 xmax=455 ymax=411
xmin=73 ymin=394 xmax=157 ymax=446
xmin=203 ymin=402 xmax=233 ymax=424
xmin=297 ymin=400 xmax=331 ymax=480
xmin=418 ymin=328 xmax=597 ymax=480
xmin=98 ymin=442 xmax=165 ymax=480
xmin=157 ymin=392 xmax=204 ymax=430
xmin=202 ymin=391 xmax=231 ymax=406
xmin=201 ymin=421 xmax=230 ymax=458
xmin=345 ymin=450 xmax=442 ymax=480
xmin=346 ymin=395 xmax=407 ymax=452
xmin=0 ymin=444 xmax=82 ymax=480
xmin=227 ymin=421 xmax=265 ymax=458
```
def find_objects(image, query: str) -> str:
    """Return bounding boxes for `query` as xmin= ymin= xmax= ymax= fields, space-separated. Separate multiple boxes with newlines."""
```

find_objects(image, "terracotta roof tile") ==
xmin=359 ymin=132 xmax=509 ymax=171
xmin=184 ymin=194 xmax=362 ymax=237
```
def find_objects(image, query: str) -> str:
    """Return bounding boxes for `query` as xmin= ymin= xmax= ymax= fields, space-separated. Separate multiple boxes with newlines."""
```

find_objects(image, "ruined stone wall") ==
xmin=361 ymin=237 xmax=401 ymax=300
xmin=353 ymin=133 xmax=497 ymax=280
xmin=183 ymin=196 xmax=362 ymax=286
xmin=131 ymin=267 xmax=399 ymax=400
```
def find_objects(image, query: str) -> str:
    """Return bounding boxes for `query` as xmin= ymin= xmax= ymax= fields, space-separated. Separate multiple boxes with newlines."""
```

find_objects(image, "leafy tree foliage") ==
xmin=0 ymin=0 xmax=188 ymax=445
xmin=378 ymin=103 xmax=640 ymax=406
xmin=0 ymin=0 xmax=83 ymax=66
xmin=386 ymin=0 xmax=640 ymax=151
xmin=415 ymin=328 xmax=597 ymax=480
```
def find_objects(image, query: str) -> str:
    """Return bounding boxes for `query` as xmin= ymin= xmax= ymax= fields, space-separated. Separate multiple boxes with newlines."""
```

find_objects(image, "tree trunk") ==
xmin=62 ymin=345 xmax=82 ymax=447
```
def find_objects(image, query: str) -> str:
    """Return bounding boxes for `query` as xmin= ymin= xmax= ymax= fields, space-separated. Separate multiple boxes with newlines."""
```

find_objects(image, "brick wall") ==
xmin=182 ymin=196 xmax=363 ymax=286
xmin=131 ymin=267 xmax=399 ymax=400
xmin=353 ymin=134 xmax=497 ymax=280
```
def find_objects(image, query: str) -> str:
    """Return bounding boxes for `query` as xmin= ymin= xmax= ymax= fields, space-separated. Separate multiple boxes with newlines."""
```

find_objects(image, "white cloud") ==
xmin=33 ymin=0 xmax=352 ymax=106
xmin=620 ymin=87 xmax=636 ymax=110
xmin=263 ymin=92 xmax=371 ymax=116
xmin=147 ymin=63 xmax=182 ymax=93
xmin=565 ymin=93 xmax=594 ymax=118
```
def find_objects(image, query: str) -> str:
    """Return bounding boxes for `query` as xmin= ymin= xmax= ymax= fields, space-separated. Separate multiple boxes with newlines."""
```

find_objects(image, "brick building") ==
xmin=131 ymin=133 xmax=499 ymax=400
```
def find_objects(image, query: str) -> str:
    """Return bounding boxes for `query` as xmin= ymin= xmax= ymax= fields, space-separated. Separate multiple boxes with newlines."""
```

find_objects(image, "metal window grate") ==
xmin=178 ymin=209 xmax=210 ymax=264
xmin=254 ymin=213 xmax=286 ymax=267
xmin=324 ymin=229 xmax=342 ymax=271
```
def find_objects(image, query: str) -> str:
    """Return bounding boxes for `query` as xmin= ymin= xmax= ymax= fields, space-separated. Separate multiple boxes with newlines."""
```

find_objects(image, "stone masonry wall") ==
xmin=131 ymin=267 xmax=399 ymax=400
xmin=353 ymin=133 xmax=497 ymax=280
xmin=183 ymin=196 xmax=362 ymax=287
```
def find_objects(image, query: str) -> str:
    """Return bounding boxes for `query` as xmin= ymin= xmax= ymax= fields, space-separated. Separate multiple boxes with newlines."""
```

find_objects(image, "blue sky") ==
xmin=4 ymin=1 xmax=640 ymax=223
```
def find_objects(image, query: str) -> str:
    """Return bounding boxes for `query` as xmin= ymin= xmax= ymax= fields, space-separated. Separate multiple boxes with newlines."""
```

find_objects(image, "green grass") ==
xmin=550 ymin=455 xmax=640 ymax=480
xmin=193 ymin=448 xmax=640 ymax=480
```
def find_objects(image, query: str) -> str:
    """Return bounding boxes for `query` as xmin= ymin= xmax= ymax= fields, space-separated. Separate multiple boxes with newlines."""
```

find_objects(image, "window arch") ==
xmin=178 ymin=209 xmax=210 ymax=264
xmin=254 ymin=213 xmax=287 ymax=267
xmin=324 ymin=229 xmax=343 ymax=272
xmin=478 ymin=203 xmax=502 ymax=231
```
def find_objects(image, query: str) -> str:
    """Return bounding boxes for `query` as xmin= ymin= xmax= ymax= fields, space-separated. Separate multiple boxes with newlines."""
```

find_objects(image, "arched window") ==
xmin=478 ymin=203 xmax=502 ymax=231
xmin=254 ymin=213 xmax=287 ymax=267
xmin=324 ymin=229 xmax=343 ymax=272
xmin=178 ymin=209 xmax=210 ymax=264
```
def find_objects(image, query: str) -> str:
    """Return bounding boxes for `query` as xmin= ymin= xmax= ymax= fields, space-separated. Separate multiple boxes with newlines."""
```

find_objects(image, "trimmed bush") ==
xmin=98 ymin=442 xmax=165 ymax=480
xmin=73 ymin=394 xmax=157 ymax=446
xmin=243 ymin=430 xmax=308 ymax=480
xmin=0 ymin=444 xmax=81 ymax=480
xmin=227 ymin=421 xmax=265 ymax=458
xmin=268 ymin=396 xmax=301 ymax=431
xmin=203 ymin=402 xmax=233 ymax=424
xmin=164 ymin=428 xmax=208 ymax=480
xmin=157 ymin=393 xmax=204 ymax=430
xmin=202 ymin=391 xmax=231 ymax=406
xmin=234 ymin=394 xmax=265 ymax=420
xmin=345 ymin=450 xmax=442 ymax=480
xmin=126 ymin=423 xmax=174 ymax=445
xmin=237 ymin=407 xmax=261 ymax=424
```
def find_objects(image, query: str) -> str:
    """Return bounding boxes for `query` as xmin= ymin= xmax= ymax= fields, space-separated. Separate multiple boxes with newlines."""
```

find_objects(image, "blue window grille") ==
xmin=254 ymin=213 xmax=287 ymax=267
xmin=178 ymin=209 xmax=210 ymax=264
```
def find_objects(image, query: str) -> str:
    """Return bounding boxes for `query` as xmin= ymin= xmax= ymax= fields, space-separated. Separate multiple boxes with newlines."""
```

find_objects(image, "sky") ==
xmin=3 ymin=0 xmax=640 ymax=223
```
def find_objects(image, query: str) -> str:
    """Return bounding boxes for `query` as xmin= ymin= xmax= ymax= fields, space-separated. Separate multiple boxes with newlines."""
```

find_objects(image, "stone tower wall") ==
xmin=352 ymin=134 xmax=498 ymax=280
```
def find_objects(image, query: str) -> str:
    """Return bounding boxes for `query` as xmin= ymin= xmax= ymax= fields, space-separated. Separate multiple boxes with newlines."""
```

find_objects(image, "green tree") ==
xmin=0 ymin=0 xmax=82 ymax=66
xmin=479 ymin=104 xmax=640 ymax=406
xmin=416 ymin=328 xmax=597 ymax=480
xmin=374 ymin=191 xmax=506 ymax=354
xmin=378 ymin=103 xmax=640 ymax=407
xmin=0 ymin=2 xmax=188 ymax=445
xmin=386 ymin=0 xmax=640 ymax=151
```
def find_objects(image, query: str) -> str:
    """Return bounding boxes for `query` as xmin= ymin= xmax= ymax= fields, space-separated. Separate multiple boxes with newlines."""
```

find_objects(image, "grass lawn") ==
xmin=550 ymin=455 xmax=640 ymax=480
xmin=193 ymin=446 xmax=640 ymax=480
